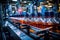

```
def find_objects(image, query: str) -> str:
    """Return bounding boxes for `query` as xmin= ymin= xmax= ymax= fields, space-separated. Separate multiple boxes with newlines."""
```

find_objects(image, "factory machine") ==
xmin=7 ymin=11 xmax=60 ymax=40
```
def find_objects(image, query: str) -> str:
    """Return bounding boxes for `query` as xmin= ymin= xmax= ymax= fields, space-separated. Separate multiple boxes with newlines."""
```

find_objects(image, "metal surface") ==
xmin=5 ymin=21 xmax=33 ymax=40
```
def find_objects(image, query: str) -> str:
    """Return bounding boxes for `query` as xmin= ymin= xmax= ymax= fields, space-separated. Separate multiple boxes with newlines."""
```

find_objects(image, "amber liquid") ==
xmin=19 ymin=19 xmax=52 ymax=29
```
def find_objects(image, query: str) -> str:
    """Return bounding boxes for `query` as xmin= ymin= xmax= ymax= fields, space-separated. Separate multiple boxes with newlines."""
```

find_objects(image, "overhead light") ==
xmin=24 ymin=1 xmax=27 ymax=3
xmin=12 ymin=0 xmax=17 ymax=1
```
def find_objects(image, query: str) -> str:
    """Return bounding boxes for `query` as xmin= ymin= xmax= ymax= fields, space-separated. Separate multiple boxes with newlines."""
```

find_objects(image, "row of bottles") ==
xmin=9 ymin=1 xmax=60 ymax=29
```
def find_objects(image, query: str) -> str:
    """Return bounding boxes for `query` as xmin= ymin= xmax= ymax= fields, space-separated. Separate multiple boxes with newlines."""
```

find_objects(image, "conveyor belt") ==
xmin=5 ymin=19 xmax=60 ymax=40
